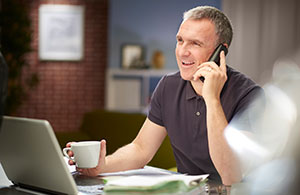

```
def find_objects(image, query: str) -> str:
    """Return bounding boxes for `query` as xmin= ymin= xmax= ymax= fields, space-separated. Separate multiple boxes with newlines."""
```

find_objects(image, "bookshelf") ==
xmin=105 ymin=68 xmax=177 ymax=113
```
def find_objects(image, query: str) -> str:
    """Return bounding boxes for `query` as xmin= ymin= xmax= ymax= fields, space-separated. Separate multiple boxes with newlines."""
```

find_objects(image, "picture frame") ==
xmin=39 ymin=5 xmax=84 ymax=61
xmin=121 ymin=44 xmax=145 ymax=69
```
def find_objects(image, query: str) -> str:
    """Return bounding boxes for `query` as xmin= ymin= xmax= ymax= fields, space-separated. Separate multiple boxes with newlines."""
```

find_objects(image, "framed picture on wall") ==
xmin=121 ymin=44 xmax=145 ymax=69
xmin=39 ymin=5 xmax=84 ymax=61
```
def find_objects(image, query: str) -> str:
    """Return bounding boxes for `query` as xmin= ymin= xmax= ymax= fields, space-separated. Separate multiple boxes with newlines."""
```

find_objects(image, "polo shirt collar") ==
xmin=186 ymin=81 xmax=198 ymax=100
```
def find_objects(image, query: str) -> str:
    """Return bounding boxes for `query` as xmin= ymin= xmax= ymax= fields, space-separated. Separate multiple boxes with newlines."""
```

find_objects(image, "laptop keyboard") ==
xmin=72 ymin=172 xmax=105 ymax=194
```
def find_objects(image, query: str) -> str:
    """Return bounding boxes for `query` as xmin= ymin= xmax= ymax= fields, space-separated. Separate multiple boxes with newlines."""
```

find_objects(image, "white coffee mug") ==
xmin=63 ymin=141 xmax=100 ymax=168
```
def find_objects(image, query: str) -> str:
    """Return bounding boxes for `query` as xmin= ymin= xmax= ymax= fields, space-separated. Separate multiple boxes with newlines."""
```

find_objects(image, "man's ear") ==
xmin=223 ymin=43 xmax=229 ymax=49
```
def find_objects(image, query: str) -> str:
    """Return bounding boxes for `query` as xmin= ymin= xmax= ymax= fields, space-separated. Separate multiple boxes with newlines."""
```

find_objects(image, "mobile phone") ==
xmin=200 ymin=44 xmax=228 ymax=82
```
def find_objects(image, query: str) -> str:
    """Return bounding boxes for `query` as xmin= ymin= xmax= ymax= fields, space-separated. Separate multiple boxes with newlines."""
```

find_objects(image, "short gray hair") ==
xmin=183 ymin=6 xmax=233 ymax=47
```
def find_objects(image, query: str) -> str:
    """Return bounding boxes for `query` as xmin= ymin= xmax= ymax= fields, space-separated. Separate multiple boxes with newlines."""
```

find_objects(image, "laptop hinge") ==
xmin=14 ymin=182 xmax=67 ymax=195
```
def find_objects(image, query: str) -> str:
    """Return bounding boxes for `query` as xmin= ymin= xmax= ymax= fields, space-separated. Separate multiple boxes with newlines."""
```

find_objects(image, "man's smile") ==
xmin=182 ymin=61 xmax=195 ymax=66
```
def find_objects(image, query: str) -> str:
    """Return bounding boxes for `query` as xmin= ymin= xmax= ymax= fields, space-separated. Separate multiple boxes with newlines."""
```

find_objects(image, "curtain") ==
xmin=222 ymin=0 xmax=300 ymax=84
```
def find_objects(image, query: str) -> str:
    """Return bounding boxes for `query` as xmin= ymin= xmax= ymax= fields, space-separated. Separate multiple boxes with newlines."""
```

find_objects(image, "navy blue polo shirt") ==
xmin=148 ymin=66 xmax=262 ymax=181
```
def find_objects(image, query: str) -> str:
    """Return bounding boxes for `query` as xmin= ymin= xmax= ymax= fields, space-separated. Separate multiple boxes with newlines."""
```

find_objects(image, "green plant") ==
xmin=0 ymin=0 xmax=39 ymax=114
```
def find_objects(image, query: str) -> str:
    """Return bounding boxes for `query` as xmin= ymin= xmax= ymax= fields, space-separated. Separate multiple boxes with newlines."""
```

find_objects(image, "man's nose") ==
xmin=178 ymin=44 xmax=191 ymax=57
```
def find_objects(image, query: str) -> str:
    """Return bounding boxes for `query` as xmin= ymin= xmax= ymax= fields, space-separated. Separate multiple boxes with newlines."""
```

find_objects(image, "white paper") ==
xmin=99 ymin=166 xmax=173 ymax=177
xmin=0 ymin=163 xmax=13 ymax=186
xmin=63 ymin=159 xmax=173 ymax=177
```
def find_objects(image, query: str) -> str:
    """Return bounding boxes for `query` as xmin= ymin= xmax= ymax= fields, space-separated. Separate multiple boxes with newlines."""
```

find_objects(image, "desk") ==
xmin=0 ymin=183 xmax=229 ymax=195
xmin=0 ymin=163 xmax=230 ymax=195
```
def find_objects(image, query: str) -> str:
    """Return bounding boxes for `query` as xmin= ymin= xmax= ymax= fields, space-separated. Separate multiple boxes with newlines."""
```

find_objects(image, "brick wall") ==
xmin=16 ymin=0 xmax=108 ymax=132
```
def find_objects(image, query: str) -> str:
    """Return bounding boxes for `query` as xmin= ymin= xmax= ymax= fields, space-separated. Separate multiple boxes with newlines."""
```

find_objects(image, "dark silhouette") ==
xmin=0 ymin=51 xmax=8 ymax=127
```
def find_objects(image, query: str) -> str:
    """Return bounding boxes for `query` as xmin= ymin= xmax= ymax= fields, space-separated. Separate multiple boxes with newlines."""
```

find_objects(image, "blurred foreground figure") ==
xmin=225 ymin=53 xmax=300 ymax=194
xmin=0 ymin=51 xmax=8 ymax=127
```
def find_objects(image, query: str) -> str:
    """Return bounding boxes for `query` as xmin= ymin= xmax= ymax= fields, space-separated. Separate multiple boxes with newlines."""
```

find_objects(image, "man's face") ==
xmin=175 ymin=18 xmax=218 ymax=81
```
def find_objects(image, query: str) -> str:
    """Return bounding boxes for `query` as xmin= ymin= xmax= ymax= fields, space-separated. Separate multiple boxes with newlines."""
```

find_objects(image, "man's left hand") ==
xmin=193 ymin=51 xmax=227 ymax=102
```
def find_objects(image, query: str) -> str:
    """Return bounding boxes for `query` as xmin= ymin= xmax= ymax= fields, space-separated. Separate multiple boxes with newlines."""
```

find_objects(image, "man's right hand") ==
xmin=66 ymin=139 xmax=107 ymax=176
xmin=66 ymin=141 xmax=76 ymax=166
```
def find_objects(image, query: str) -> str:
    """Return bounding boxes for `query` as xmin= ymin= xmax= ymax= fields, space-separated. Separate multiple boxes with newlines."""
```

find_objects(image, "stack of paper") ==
xmin=101 ymin=167 xmax=208 ymax=194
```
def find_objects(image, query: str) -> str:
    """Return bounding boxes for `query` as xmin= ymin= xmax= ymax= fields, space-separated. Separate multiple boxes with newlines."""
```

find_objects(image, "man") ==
xmin=68 ymin=6 xmax=262 ymax=185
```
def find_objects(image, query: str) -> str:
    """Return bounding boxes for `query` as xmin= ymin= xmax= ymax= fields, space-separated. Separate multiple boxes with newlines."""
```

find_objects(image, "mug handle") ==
xmin=63 ymin=147 xmax=74 ymax=161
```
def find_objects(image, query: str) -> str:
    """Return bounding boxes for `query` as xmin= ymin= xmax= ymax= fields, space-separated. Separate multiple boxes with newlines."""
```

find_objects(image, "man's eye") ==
xmin=177 ymin=38 xmax=183 ymax=43
xmin=193 ymin=42 xmax=201 ymax=46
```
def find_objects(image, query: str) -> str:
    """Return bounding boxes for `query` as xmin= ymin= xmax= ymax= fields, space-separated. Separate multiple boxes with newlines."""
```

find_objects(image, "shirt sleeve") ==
xmin=230 ymin=86 xmax=265 ymax=131
xmin=147 ymin=75 xmax=167 ymax=127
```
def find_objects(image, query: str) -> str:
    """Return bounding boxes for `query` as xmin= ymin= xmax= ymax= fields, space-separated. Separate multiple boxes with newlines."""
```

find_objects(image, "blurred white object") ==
xmin=227 ymin=57 xmax=300 ymax=194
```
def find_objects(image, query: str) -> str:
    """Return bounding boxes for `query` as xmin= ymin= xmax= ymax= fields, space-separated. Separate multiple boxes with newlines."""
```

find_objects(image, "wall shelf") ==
xmin=105 ymin=68 xmax=177 ymax=113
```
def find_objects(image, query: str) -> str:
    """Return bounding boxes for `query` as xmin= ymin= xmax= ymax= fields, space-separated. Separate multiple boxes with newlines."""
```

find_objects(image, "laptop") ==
xmin=0 ymin=116 xmax=104 ymax=195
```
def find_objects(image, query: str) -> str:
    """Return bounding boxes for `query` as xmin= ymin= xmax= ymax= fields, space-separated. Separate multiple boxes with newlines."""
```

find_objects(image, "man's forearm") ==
xmin=102 ymin=118 xmax=167 ymax=174
xmin=206 ymin=99 xmax=242 ymax=185
xmin=102 ymin=142 xmax=150 ymax=173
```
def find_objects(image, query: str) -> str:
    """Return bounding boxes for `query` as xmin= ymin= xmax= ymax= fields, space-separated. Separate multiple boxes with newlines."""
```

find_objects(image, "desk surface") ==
xmin=0 ymin=163 xmax=229 ymax=195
